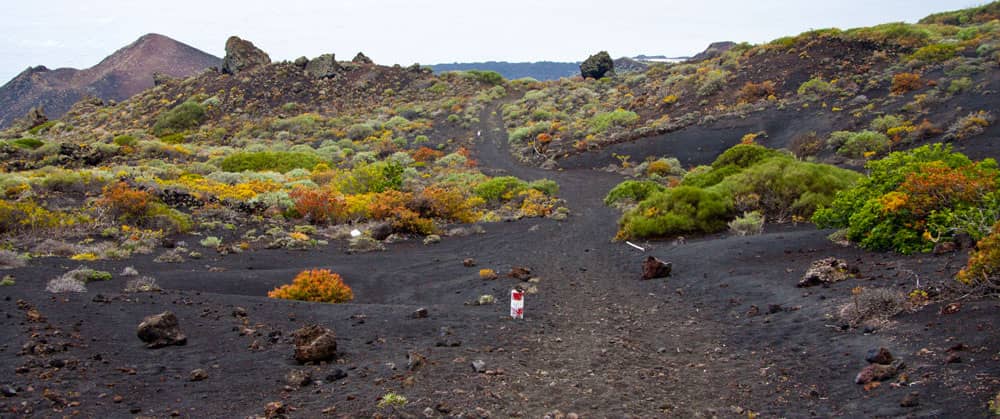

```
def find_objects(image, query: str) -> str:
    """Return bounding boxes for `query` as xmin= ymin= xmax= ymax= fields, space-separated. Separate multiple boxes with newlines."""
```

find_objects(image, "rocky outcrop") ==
xmin=304 ymin=54 xmax=340 ymax=79
xmin=689 ymin=41 xmax=737 ymax=62
xmin=352 ymin=52 xmax=374 ymax=65
xmin=613 ymin=57 xmax=649 ymax=74
xmin=222 ymin=36 xmax=271 ymax=75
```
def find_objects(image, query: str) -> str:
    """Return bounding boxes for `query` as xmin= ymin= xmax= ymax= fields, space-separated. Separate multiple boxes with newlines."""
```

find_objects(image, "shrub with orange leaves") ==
xmin=289 ymin=188 xmax=345 ymax=225
xmin=411 ymin=146 xmax=444 ymax=163
xmin=898 ymin=161 xmax=996 ymax=217
xmin=418 ymin=185 xmax=478 ymax=222
xmin=98 ymin=182 xmax=153 ymax=219
xmin=957 ymin=220 xmax=1000 ymax=291
xmin=268 ymin=269 xmax=354 ymax=303
xmin=736 ymin=81 xmax=776 ymax=103
xmin=536 ymin=133 xmax=553 ymax=144
xmin=891 ymin=73 xmax=923 ymax=95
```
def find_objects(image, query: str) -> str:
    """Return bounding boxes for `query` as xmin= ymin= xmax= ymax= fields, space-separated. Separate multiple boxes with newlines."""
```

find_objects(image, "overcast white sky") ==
xmin=0 ymin=0 xmax=978 ymax=83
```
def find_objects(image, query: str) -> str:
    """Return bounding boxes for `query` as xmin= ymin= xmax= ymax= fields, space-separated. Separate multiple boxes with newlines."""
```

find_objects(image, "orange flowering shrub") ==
xmin=891 ymin=73 xmax=923 ymax=95
xmin=98 ymin=182 xmax=153 ymax=218
xmin=268 ymin=269 xmax=354 ymax=303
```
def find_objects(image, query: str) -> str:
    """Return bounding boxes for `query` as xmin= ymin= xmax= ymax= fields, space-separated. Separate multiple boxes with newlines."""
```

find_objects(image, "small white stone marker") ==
xmin=350 ymin=229 xmax=361 ymax=238
xmin=510 ymin=289 xmax=524 ymax=319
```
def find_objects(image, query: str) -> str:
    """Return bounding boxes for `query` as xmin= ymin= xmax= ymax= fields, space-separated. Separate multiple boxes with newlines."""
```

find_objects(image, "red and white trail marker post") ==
xmin=510 ymin=289 xmax=524 ymax=319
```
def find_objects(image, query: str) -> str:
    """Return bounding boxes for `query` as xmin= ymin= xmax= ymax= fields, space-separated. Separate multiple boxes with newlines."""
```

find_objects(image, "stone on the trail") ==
xmin=304 ymin=53 xmax=340 ymax=79
xmin=798 ymin=257 xmax=851 ymax=287
xmin=476 ymin=294 xmax=495 ymax=305
xmin=293 ymin=56 xmax=308 ymax=68
xmin=855 ymin=360 xmax=905 ymax=384
xmin=945 ymin=353 xmax=962 ymax=364
xmin=292 ymin=324 xmax=337 ymax=364
xmin=284 ymin=369 xmax=312 ymax=387
xmin=463 ymin=258 xmax=476 ymax=267
xmin=412 ymin=307 xmax=428 ymax=319
xmin=1 ymin=385 xmax=15 ymax=397
xmin=900 ymin=392 xmax=920 ymax=407
xmin=767 ymin=304 xmax=784 ymax=314
xmin=408 ymin=351 xmax=426 ymax=371
xmin=326 ymin=368 xmax=347 ymax=382
xmin=932 ymin=241 xmax=957 ymax=254
xmin=471 ymin=360 xmax=487 ymax=373
xmin=509 ymin=266 xmax=532 ymax=280
xmin=221 ymin=36 xmax=271 ymax=75
xmin=865 ymin=348 xmax=893 ymax=365
xmin=136 ymin=311 xmax=187 ymax=349
xmin=189 ymin=369 xmax=208 ymax=382
xmin=641 ymin=256 xmax=672 ymax=280
xmin=233 ymin=307 xmax=248 ymax=318
xmin=264 ymin=401 xmax=287 ymax=418
xmin=347 ymin=235 xmax=385 ymax=253
xmin=423 ymin=234 xmax=441 ymax=245
xmin=370 ymin=223 xmax=393 ymax=241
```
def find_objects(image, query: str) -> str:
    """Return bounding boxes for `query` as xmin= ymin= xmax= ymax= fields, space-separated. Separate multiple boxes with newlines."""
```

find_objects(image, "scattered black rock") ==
xmin=412 ymin=307 xmax=428 ymax=319
xmin=326 ymin=369 xmax=347 ymax=382
xmin=407 ymin=351 xmax=426 ymax=371
xmin=471 ymin=360 xmax=486 ymax=373
xmin=900 ymin=392 xmax=920 ymax=407
xmin=642 ymin=256 xmax=672 ymax=280
xmin=136 ymin=311 xmax=187 ymax=349
xmin=292 ymin=324 xmax=337 ymax=364
xmin=284 ymin=369 xmax=312 ymax=387
xmin=865 ymin=348 xmax=894 ymax=365
xmin=855 ymin=360 xmax=905 ymax=384
xmin=190 ymin=369 xmax=208 ymax=382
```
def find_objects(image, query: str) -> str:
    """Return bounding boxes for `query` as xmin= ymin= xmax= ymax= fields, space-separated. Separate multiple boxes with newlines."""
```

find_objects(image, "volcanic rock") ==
xmin=798 ymin=257 xmax=850 ymax=287
xmin=222 ymin=36 xmax=271 ymax=75
xmin=865 ymin=347 xmax=893 ymax=365
xmin=189 ymin=369 xmax=208 ymax=381
xmin=353 ymin=52 xmax=374 ymax=65
xmin=304 ymin=54 xmax=340 ymax=79
xmin=284 ymin=369 xmax=312 ymax=387
xmin=137 ymin=311 xmax=187 ymax=348
xmin=855 ymin=360 xmax=905 ymax=384
xmin=292 ymin=324 xmax=337 ymax=363
xmin=471 ymin=360 xmax=487 ymax=373
xmin=642 ymin=256 xmax=672 ymax=279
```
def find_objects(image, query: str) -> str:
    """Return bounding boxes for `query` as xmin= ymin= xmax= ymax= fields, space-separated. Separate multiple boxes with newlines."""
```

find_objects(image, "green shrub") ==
xmin=910 ymin=43 xmax=959 ymax=63
xmin=715 ymin=156 xmax=861 ymax=219
xmin=219 ymin=151 xmax=325 ymax=173
xmin=474 ymin=176 xmax=528 ymax=202
xmin=589 ymin=108 xmax=639 ymax=133
xmin=338 ymin=161 xmax=405 ymax=194
xmin=604 ymin=180 xmax=666 ymax=207
xmin=463 ymin=70 xmax=505 ymax=86
xmin=10 ymin=138 xmax=44 ymax=150
xmin=200 ymin=236 xmax=222 ymax=248
xmin=797 ymin=77 xmax=837 ymax=98
xmin=617 ymin=186 xmax=733 ymax=239
xmin=711 ymin=143 xmax=786 ymax=170
xmin=152 ymin=101 xmax=206 ymax=136
xmin=813 ymin=144 xmax=999 ymax=253
xmin=837 ymin=130 xmax=890 ymax=158
xmin=346 ymin=123 xmax=374 ymax=140
xmin=697 ymin=70 xmax=728 ymax=97
xmin=27 ymin=121 xmax=56 ymax=135
xmin=729 ymin=211 xmax=764 ymax=236
xmin=527 ymin=179 xmax=559 ymax=196
xmin=947 ymin=77 xmax=973 ymax=94
xmin=869 ymin=115 xmax=907 ymax=133
xmin=113 ymin=135 xmax=138 ymax=147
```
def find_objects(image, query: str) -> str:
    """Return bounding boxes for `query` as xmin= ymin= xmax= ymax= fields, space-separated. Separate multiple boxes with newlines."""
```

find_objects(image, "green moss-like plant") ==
xmin=152 ymin=101 xmax=206 ymax=136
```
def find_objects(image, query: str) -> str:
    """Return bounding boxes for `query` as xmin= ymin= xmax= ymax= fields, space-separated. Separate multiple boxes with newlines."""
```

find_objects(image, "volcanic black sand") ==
xmin=1 ymin=103 xmax=997 ymax=418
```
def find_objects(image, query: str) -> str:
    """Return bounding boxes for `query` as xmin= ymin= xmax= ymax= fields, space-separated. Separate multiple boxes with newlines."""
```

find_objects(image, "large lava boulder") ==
xmin=304 ymin=54 xmax=341 ymax=79
xmin=580 ymin=51 xmax=614 ymax=79
xmin=137 ymin=311 xmax=187 ymax=348
xmin=352 ymin=52 xmax=374 ymax=65
xmin=292 ymin=324 xmax=337 ymax=363
xmin=221 ymin=36 xmax=271 ymax=75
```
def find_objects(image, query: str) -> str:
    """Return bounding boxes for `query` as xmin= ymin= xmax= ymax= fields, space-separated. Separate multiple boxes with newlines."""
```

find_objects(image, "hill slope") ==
xmin=0 ymin=33 xmax=220 ymax=127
